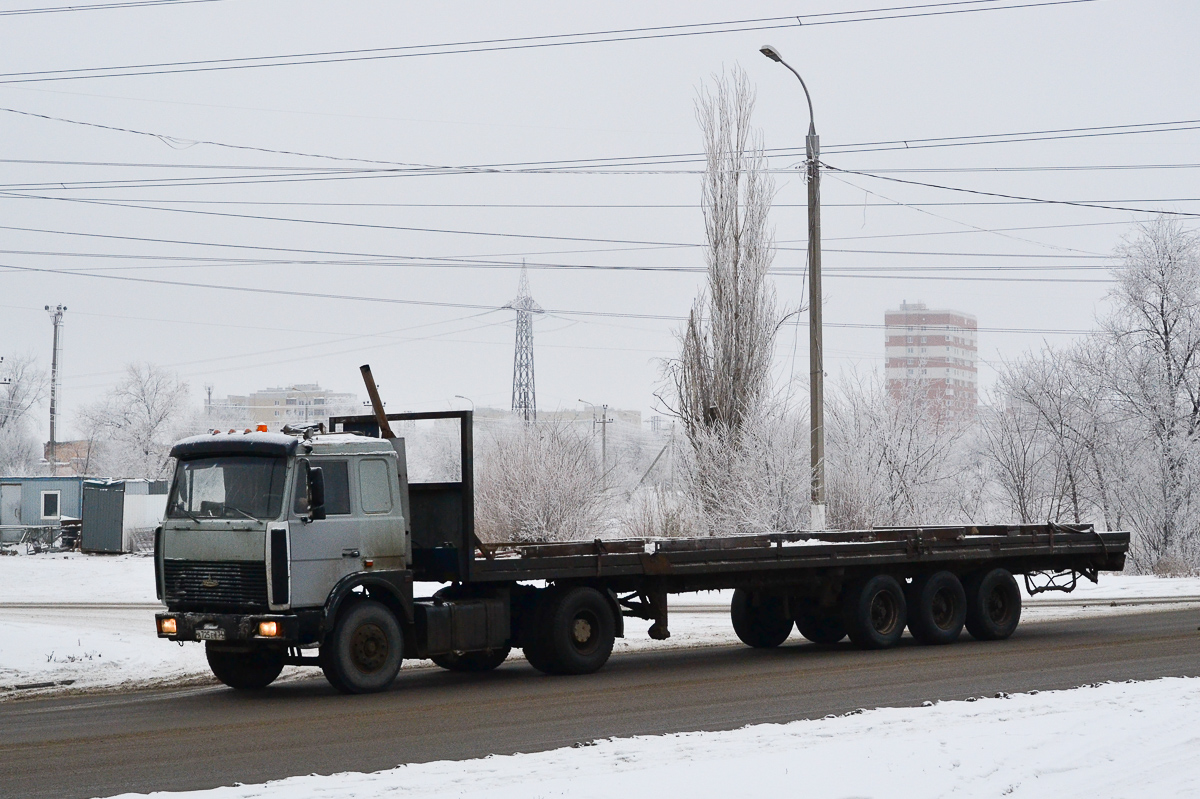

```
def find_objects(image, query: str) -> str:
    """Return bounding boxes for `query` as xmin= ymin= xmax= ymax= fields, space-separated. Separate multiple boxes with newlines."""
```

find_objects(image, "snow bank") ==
xmin=106 ymin=677 xmax=1200 ymax=799
xmin=0 ymin=552 xmax=159 ymax=604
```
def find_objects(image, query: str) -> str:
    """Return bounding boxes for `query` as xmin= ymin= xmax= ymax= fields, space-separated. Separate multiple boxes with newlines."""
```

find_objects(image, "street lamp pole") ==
xmin=761 ymin=44 xmax=825 ymax=531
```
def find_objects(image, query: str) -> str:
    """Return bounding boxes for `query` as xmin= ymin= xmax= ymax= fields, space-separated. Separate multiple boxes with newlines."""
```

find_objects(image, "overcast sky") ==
xmin=1 ymin=0 xmax=1197 ymax=439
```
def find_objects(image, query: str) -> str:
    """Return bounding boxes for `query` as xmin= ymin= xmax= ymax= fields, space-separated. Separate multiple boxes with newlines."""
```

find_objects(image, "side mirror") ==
xmin=305 ymin=463 xmax=327 ymax=521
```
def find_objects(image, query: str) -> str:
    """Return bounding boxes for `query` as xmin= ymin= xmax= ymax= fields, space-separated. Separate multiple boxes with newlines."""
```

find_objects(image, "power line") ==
xmin=826 ymin=164 xmax=1200 ymax=218
xmin=0 ymin=0 xmax=227 ymax=16
xmin=0 ymin=2 xmax=1096 ymax=84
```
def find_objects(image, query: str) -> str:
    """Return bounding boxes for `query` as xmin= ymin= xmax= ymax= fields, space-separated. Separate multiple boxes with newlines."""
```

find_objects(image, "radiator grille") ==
xmin=163 ymin=560 xmax=268 ymax=610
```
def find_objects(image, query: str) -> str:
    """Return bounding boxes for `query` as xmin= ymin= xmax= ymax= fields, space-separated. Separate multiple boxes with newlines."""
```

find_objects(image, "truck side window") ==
xmin=293 ymin=460 xmax=351 ymax=515
xmin=359 ymin=459 xmax=393 ymax=514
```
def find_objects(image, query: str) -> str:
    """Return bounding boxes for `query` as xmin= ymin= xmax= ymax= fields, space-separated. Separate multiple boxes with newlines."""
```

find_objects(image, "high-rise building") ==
xmin=884 ymin=301 xmax=978 ymax=416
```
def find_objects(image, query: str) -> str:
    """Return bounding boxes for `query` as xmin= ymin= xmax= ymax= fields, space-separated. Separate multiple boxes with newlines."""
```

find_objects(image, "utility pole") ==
xmin=204 ymin=384 xmax=214 ymax=418
xmin=579 ymin=400 xmax=612 ymax=491
xmin=45 ymin=304 xmax=66 ymax=476
xmin=761 ymin=44 xmax=825 ymax=530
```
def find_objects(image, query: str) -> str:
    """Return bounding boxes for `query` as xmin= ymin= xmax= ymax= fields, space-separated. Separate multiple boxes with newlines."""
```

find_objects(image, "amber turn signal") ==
xmin=258 ymin=620 xmax=280 ymax=637
xmin=159 ymin=617 xmax=177 ymax=635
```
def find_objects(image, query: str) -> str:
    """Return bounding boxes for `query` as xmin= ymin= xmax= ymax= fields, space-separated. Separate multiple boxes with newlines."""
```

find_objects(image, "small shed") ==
xmin=81 ymin=479 xmax=169 ymax=553
xmin=0 ymin=476 xmax=84 ymax=544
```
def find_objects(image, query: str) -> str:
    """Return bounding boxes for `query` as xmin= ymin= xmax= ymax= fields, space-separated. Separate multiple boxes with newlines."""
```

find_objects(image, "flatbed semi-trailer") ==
xmin=154 ymin=407 xmax=1128 ymax=693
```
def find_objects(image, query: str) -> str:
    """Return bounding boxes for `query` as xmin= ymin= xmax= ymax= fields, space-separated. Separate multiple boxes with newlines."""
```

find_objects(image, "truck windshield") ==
xmin=167 ymin=456 xmax=287 ymax=521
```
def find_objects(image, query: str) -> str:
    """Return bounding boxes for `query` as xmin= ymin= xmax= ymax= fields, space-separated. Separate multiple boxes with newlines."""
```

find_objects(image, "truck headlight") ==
xmin=159 ymin=617 xmax=177 ymax=635
xmin=258 ymin=620 xmax=280 ymax=637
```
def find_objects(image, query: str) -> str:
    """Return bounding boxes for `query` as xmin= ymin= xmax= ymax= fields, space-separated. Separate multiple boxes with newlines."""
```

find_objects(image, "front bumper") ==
xmin=156 ymin=611 xmax=300 ymax=644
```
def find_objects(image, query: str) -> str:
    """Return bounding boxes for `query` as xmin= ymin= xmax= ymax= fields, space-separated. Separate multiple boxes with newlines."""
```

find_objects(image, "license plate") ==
xmin=195 ymin=627 xmax=226 ymax=641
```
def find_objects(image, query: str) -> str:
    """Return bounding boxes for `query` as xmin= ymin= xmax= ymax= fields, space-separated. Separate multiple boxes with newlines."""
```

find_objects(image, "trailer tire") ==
xmin=321 ymin=599 xmax=404 ymax=694
xmin=431 ymin=647 xmax=511 ymax=672
xmin=906 ymin=571 xmax=966 ymax=645
xmin=841 ymin=574 xmax=907 ymax=650
xmin=731 ymin=589 xmax=794 ymax=648
xmin=520 ymin=590 xmax=559 ymax=675
xmin=540 ymin=587 xmax=616 ymax=675
xmin=205 ymin=644 xmax=284 ymax=690
xmin=964 ymin=568 xmax=1022 ymax=641
xmin=794 ymin=599 xmax=847 ymax=644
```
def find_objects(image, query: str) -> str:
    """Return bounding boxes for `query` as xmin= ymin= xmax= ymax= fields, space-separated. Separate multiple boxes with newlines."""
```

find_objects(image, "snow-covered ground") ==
xmin=2 ymin=552 xmax=1199 ymax=698
xmin=104 ymin=677 xmax=1200 ymax=799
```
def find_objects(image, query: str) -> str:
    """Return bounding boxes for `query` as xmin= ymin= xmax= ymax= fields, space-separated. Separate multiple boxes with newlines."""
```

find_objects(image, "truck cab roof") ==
xmin=169 ymin=431 xmax=396 ymax=461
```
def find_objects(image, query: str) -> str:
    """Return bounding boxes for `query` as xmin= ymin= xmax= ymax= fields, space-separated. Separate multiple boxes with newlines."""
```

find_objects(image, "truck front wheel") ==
xmin=205 ymin=644 xmax=284 ymax=690
xmin=731 ymin=588 xmax=794 ymax=648
xmin=321 ymin=599 xmax=404 ymax=694
xmin=841 ymin=575 xmax=907 ymax=649
xmin=964 ymin=568 xmax=1021 ymax=641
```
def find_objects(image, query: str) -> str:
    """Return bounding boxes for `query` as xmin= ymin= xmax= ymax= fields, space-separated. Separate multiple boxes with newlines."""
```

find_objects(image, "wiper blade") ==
xmin=223 ymin=506 xmax=257 ymax=521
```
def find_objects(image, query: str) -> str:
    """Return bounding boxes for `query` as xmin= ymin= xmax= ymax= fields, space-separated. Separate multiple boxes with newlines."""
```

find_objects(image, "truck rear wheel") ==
xmin=205 ymin=644 xmax=284 ymax=690
xmin=794 ymin=599 xmax=846 ymax=644
xmin=841 ymin=574 xmax=907 ymax=650
xmin=321 ymin=599 xmax=404 ymax=694
xmin=537 ymin=587 xmax=615 ymax=675
xmin=906 ymin=571 xmax=966 ymax=645
xmin=731 ymin=588 xmax=794 ymax=648
xmin=432 ymin=647 xmax=511 ymax=672
xmin=964 ymin=568 xmax=1022 ymax=641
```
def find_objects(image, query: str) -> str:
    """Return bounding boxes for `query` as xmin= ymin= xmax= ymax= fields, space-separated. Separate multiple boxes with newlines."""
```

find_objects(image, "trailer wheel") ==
xmin=431 ymin=647 xmax=511 ymax=672
xmin=205 ymin=644 xmax=284 ymax=690
xmin=539 ymin=587 xmax=616 ymax=675
xmin=964 ymin=568 xmax=1022 ymax=641
xmin=321 ymin=599 xmax=404 ymax=694
xmin=906 ymin=571 xmax=966 ymax=645
xmin=731 ymin=589 xmax=794 ymax=648
xmin=840 ymin=575 xmax=907 ymax=649
xmin=794 ymin=599 xmax=846 ymax=644
xmin=519 ymin=589 xmax=559 ymax=674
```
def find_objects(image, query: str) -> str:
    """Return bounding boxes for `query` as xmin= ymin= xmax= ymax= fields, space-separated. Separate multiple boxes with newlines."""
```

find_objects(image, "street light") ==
xmin=454 ymin=395 xmax=475 ymax=411
xmin=761 ymin=43 xmax=826 ymax=531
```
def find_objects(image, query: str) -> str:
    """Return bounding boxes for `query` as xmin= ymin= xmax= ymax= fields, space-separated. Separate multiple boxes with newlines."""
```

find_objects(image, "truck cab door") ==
xmin=287 ymin=458 xmax=360 ymax=608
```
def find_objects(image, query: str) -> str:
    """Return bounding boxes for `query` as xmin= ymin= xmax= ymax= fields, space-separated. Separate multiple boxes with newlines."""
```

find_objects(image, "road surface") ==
xmin=2 ymin=607 xmax=1198 ymax=799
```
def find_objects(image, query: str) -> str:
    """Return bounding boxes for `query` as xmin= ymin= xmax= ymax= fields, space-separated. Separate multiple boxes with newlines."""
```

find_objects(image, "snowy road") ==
xmin=3 ymin=606 xmax=1199 ymax=799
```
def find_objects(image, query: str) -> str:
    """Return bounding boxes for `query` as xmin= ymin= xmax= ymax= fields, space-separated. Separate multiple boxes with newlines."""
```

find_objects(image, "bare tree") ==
xmin=474 ymin=419 xmax=608 ymax=543
xmin=0 ymin=353 xmax=47 ymax=475
xmin=664 ymin=67 xmax=786 ymax=532
xmin=1099 ymin=217 xmax=1200 ymax=569
xmin=826 ymin=372 xmax=968 ymax=529
xmin=78 ymin=363 xmax=192 ymax=479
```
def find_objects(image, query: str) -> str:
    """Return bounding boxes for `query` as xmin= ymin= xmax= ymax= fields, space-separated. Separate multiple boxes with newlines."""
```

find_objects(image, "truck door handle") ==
xmin=342 ymin=548 xmax=360 ymax=558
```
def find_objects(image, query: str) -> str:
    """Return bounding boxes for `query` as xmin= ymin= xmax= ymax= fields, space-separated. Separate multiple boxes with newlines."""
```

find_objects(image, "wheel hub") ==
xmin=869 ymin=591 xmax=900 ymax=635
xmin=349 ymin=622 xmax=389 ymax=673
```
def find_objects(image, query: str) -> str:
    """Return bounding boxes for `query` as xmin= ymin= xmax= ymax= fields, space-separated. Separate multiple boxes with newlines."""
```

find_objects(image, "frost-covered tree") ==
xmin=0 ymin=353 xmax=47 ymax=475
xmin=826 ymin=372 xmax=967 ymax=529
xmin=474 ymin=419 xmax=608 ymax=543
xmin=1101 ymin=217 xmax=1200 ymax=569
xmin=664 ymin=67 xmax=787 ymax=534
xmin=78 ymin=363 xmax=192 ymax=479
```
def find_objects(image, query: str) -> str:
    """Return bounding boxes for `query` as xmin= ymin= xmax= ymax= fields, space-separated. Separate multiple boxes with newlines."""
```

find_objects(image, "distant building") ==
xmin=884 ymin=301 xmax=978 ymax=416
xmin=217 ymin=384 xmax=358 ymax=430
xmin=42 ymin=439 xmax=95 ymax=477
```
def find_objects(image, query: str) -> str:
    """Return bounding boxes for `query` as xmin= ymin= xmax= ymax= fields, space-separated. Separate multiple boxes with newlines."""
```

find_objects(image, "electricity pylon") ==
xmin=505 ymin=265 xmax=542 ymax=422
